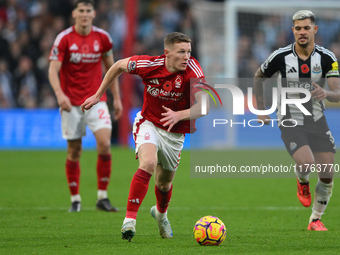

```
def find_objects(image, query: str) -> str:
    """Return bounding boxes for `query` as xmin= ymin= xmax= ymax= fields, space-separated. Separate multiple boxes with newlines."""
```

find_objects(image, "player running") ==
xmin=254 ymin=10 xmax=340 ymax=231
xmin=82 ymin=32 xmax=208 ymax=240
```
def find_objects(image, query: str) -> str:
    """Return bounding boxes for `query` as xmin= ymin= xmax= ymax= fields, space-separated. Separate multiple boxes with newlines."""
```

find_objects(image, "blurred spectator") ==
xmin=13 ymin=55 xmax=42 ymax=108
xmin=237 ymin=11 xmax=340 ymax=85
xmin=0 ymin=58 xmax=16 ymax=108
xmin=47 ymin=0 xmax=72 ymax=18
xmin=0 ymin=19 xmax=11 ymax=61
xmin=252 ymin=30 xmax=271 ymax=64
xmin=26 ymin=0 xmax=45 ymax=18
xmin=1 ymin=20 xmax=17 ymax=43
xmin=8 ymin=40 xmax=22 ymax=72
xmin=5 ymin=0 xmax=19 ymax=23
xmin=16 ymin=7 xmax=28 ymax=32
xmin=39 ymin=85 xmax=57 ymax=108
xmin=138 ymin=11 xmax=167 ymax=55
xmin=0 ymin=0 xmax=339 ymax=111
xmin=257 ymin=15 xmax=282 ymax=49
xmin=138 ymin=9 xmax=162 ymax=48
xmin=330 ymin=41 xmax=340 ymax=61
xmin=0 ymin=3 xmax=7 ymax=23
xmin=107 ymin=0 xmax=126 ymax=56
xmin=157 ymin=0 xmax=181 ymax=33
xmin=238 ymin=34 xmax=252 ymax=77
xmin=316 ymin=16 xmax=340 ymax=48
xmin=177 ymin=0 xmax=198 ymax=57
xmin=0 ymin=0 xmax=198 ymax=110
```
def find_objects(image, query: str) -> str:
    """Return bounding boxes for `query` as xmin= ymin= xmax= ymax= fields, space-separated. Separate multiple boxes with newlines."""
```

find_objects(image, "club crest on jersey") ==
xmin=312 ymin=64 xmax=322 ymax=74
xmin=93 ymin=40 xmax=99 ymax=52
xmin=290 ymin=142 xmax=297 ymax=151
xmin=128 ymin=61 xmax=136 ymax=72
xmin=174 ymin=75 xmax=182 ymax=88
xmin=301 ymin=64 xmax=309 ymax=74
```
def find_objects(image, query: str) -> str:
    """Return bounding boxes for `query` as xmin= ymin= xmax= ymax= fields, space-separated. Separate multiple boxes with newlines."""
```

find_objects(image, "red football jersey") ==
xmin=127 ymin=55 xmax=205 ymax=134
xmin=49 ymin=26 xmax=113 ymax=105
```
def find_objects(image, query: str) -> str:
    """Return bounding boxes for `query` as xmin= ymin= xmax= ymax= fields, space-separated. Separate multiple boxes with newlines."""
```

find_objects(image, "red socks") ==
xmin=125 ymin=168 xmax=173 ymax=219
xmin=155 ymin=184 xmax=172 ymax=213
xmin=126 ymin=168 xmax=152 ymax=219
xmin=66 ymin=159 xmax=80 ymax=195
xmin=97 ymin=154 xmax=112 ymax=190
xmin=66 ymin=155 xmax=111 ymax=199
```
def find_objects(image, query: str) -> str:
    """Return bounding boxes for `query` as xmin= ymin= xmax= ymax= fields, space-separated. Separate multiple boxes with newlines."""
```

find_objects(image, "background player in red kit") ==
xmin=48 ymin=0 xmax=122 ymax=212
xmin=82 ymin=32 xmax=208 ymax=241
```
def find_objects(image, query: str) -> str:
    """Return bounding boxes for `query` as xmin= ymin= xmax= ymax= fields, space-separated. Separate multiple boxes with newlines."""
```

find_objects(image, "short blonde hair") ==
xmin=292 ymin=10 xmax=316 ymax=24
xmin=164 ymin=32 xmax=191 ymax=49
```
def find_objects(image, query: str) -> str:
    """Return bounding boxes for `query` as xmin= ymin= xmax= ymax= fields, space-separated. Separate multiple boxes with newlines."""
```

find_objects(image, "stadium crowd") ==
xmin=0 ymin=0 xmax=197 ymax=109
xmin=1 ymin=0 xmax=340 ymax=108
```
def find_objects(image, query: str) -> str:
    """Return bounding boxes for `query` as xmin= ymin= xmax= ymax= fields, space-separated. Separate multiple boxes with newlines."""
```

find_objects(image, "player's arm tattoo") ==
xmin=326 ymin=77 xmax=340 ymax=102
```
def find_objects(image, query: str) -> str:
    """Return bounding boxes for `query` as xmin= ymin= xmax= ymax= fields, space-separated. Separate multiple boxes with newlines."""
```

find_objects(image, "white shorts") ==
xmin=132 ymin=111 xmax=185 ymax=171
xmin=61 ymin=101 xmax=112 ymax=140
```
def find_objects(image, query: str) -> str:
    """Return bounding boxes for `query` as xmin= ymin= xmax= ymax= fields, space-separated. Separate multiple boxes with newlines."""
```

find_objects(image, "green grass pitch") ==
xmin=1 ymin=148 xmax=340 ymax=254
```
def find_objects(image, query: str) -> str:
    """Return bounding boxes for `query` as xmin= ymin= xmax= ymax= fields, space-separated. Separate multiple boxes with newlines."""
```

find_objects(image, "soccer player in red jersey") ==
xmin=82 ymin=32 xmax=208 ymax=241
xmin=48 ymin=0 xmax=122 ymax=213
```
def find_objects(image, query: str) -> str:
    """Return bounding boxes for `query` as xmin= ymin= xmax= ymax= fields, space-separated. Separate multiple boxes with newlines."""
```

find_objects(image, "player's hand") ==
xmin=112 ymin=98 xmax=123 ymax=120
xmin=311 ymin=82 xmax=327 ymax=100
xmin=257 ymin=115 xmax=271 ymax=125
xmin=56 ymin=93 xmax=72 ymax=112
xmin=81 ymin=95 xmax=100 ymax=112
xmin=160 ymin=105 xmax=181 ymax=132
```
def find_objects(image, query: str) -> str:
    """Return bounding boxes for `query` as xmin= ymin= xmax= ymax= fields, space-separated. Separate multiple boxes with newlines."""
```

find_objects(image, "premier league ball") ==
xmin=193 ymin=216 xmax=227 ymax=246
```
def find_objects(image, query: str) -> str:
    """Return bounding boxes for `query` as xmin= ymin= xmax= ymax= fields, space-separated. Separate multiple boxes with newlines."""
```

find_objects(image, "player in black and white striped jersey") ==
xmin=254 ymin=10 xmax=340 ymax=231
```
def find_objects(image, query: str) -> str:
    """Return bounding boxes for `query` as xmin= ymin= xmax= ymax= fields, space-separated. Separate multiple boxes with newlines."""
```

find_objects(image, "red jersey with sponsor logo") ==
xmin=127 ymin=55 xmax=205 ymax=134
xmin=49 ymin=26 xmax=113 ymax=105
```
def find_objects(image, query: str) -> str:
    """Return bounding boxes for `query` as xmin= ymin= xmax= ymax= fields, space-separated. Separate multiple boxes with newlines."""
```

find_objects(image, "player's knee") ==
xmin=96 ymin=139 xmax=111 ymax=153
xmin=320 ymin=177 xmax=333 ymax=184
xmin=156 ymin=182 xmax=172 ymax=192
xmin=319 ymin=167 xmax=334 ymax=181
xmin=140 ymin=158 xmax=157 ymax=173
xmin=67 ymin=148 xmax=82 ymax=161
xmin=67 ymin=140 xmax=82 ymax=158
xmin=295 ymin=159 xmax=314 ymax=171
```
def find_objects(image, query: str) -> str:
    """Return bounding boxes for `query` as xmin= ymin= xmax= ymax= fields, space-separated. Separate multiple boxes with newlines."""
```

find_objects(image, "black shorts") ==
xmin=280 ymin=116 xmax=336 ymax=156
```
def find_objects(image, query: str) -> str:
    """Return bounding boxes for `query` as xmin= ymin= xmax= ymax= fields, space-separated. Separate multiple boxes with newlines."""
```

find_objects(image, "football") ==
xmin=193 ymin=216 xmax=227 ymax=246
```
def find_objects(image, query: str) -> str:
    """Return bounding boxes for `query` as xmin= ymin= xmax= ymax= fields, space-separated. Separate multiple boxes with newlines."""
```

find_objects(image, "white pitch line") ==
xmin=0 ymin=206 xmax=316 ymax=211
